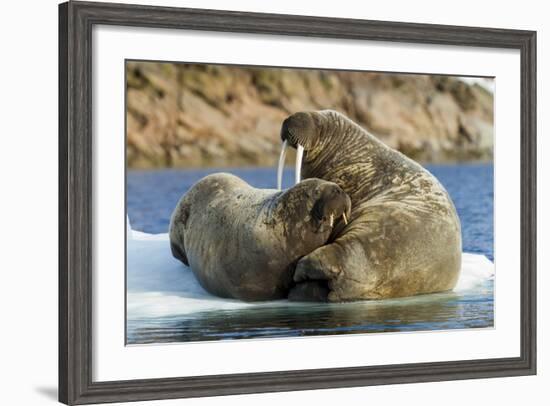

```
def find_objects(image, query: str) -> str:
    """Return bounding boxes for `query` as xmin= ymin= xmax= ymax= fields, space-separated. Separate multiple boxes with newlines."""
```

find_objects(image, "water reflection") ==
xmin=127 ymin=280 xmax=493 ymax=344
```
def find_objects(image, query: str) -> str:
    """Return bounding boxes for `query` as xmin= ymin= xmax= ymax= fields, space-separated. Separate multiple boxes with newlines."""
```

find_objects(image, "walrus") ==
xmin=169 ymin=173 xmax=351 ymax=301
xmin=278 ymin=110 xmax=462 ymax=302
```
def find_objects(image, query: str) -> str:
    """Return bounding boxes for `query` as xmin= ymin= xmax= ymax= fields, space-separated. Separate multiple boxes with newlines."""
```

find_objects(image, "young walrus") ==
xmin=169 ymin=173 xmax=351 ymax=302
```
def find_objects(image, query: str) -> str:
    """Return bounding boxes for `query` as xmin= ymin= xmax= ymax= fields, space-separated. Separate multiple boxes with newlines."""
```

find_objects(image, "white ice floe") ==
xmin=454 ymin=253 xmax=494 ymax=292
xmin=127 ymin=231 xmax=254 ymax=319
xmin=126 ymin=226 xmax=494 ymax=319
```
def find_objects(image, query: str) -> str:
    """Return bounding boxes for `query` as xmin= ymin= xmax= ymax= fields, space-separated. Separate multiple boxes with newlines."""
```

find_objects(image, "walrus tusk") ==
xmin=329 ymin=214 xmax=334 ymax=227
xmin=277 ymin=140 xmax=288 ymax=190
xmin=295 ymin=144 xmax=304 ymax=184
xmin=342 ymin=212 xmax=348 ymax=225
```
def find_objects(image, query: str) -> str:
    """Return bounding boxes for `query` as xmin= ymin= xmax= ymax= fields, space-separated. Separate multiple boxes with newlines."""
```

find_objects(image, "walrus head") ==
xmin=281 ymin=178 xmax=351 ymax=234
xmin=280 ymin=112 xmax=320 ymax=151
xmin=278 ymin=110 xmax=378 ymax=193
xmin=277 ymin=111 xmax=326 ymax=190
xmin=309 ymin=181 xmax=352 ymax=232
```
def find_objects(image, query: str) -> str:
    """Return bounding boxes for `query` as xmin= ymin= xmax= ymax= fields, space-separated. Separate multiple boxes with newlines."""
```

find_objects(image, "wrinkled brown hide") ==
xmin=170 ymin=173 xmax=351 ymax=301
xmin=281 ymin=110 xmax=462 ymax=301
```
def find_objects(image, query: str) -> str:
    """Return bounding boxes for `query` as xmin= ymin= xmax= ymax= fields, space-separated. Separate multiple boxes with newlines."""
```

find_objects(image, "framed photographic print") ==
xmin=59 ymin=1 xmax=537 ymax=404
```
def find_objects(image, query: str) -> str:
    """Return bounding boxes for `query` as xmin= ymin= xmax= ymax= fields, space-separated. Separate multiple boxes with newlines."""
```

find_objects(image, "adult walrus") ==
xmin=278 ymin=110 xmax=462 ymax=302
xmin=169 ymin=173 xmax=351 ymax=301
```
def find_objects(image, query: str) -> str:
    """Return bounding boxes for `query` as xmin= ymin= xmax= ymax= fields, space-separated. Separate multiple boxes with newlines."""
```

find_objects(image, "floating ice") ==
xmin=127 ymin=231 xmax=254 ymax=318
xmin=454 ymin=252 xmax=494 ymax=291
xmin=126 ymin=229 xmax=494 ymax=319
xmin=126 ymin=215 xmax=133 ymax=241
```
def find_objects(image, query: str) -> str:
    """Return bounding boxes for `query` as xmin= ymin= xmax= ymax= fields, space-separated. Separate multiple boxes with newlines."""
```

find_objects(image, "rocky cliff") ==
xmin=126 ymin=62 xmax=493 ymax=168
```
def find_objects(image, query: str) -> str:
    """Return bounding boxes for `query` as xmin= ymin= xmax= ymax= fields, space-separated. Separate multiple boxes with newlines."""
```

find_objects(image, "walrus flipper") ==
xmin=288 ymin=281 xmax=329 ymax=302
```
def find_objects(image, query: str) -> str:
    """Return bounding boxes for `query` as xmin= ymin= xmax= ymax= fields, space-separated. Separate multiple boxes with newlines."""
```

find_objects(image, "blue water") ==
xmin=127 ymin=164 xmax=494 ymax=260
xmin=126 ymin=163 xmax=494 ymax=343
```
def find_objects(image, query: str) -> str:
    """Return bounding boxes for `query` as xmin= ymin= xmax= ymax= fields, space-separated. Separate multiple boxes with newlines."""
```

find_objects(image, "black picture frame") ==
xmin=59 ymin=1 xmax=537 ymax=404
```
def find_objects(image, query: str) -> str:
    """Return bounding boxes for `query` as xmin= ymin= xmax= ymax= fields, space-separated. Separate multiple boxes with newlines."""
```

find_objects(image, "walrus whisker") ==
xmin=277 ymin=140 xmax=288 ymax=190
xmin=342 ymin=212 xmax=348 ymax=225
xmin=295 ymin=144 xmax=304 ymax=184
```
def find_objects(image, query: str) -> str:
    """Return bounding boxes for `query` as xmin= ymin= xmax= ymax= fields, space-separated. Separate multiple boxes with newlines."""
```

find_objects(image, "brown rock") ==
xmin=126 ymin=62 xmax=494 ymax=168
